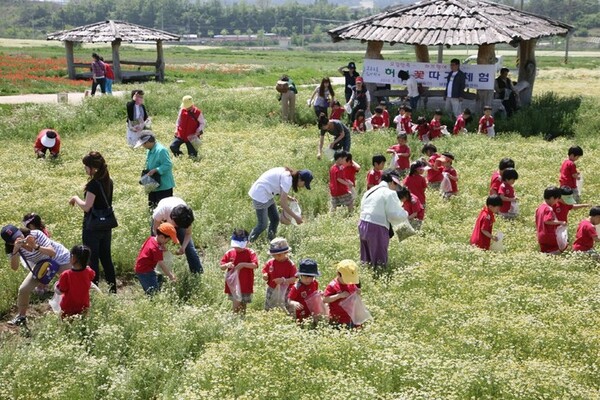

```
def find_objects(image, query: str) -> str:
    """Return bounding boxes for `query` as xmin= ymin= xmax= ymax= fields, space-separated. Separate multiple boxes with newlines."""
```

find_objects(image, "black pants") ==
xmin=91 ymin=78 xmax=106 ymax=96
xmin=83 ymin=228 xmax=116 ymax=293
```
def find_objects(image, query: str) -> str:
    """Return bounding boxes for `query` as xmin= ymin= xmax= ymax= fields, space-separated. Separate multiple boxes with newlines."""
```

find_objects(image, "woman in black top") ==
xmin=69 ymin=151 xmax=117 ymax=293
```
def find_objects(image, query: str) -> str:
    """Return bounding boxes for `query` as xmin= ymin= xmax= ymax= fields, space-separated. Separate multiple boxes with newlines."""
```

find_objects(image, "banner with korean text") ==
xmin=362 ymin=59 xmax=496 ymax=90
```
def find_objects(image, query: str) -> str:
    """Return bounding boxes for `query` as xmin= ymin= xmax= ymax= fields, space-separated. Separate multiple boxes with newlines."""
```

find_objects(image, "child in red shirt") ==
xmin=288 ymin=258 xmax=321 ymax=322
xmin=559 ymin=145 xmax=583 ymax=203
xmin=221 ymin=229 xmax=259 ymax=314
xmin=397 ymin=186 xmax=424 ymax=230
xmin=403 ymin=160 xmax=428 ymax=208
xmin=329 ymin=150 xmax=353 ymax=213
xmin=422 ymin=143 xmax=443 ymax=190
xmin=370 ymin=106 xmax=386 ymax=130
xmin=329 ymin=101 xmax=344 ymax=120
xmin=399 ymin=106 xmax=413 ymax=134
xmin=415 ymin=116 xmax=430 ymax=142
xmin=262 ymin=237 xmax=297 ymax=311
xmin=573 ymin=207 xmax=600 ymax=254
xmin=440 ymin=152 xmax=458 ymax=199
xmin=135 ymin=222 xmax=179 ymax=295
xmin=387 ymin=133 xmax=410 ymax=177
xmin=535 ymin=186 xmax=566 ymax=254
xmin=57 ymin=245 xmax=96 ymax=318
xmin=498 ymin=168 xmax=519 ymax=219
xmin=343 ymin=152 xmax=361 ymax=202
xmin=453 ymin=108 xmax=471 ymax=135
xmin=470 ymin=195 xmax=503 ymax=250
xmin=552 ymin=186 xmax=591 ymax=224
xmin=429 ymin=109 xmax=444 ymax=140
xmin=478 ymin=106 xmax=495 ymax=137
xmin=323 ymin=260 xmax=361 ymax=328
xmin=352 ymin=109 xmax=366 ymax=132
xmin=490 ymin=158 xmax=515 ymax=195
xmin=366 ymin=154 xmax=386 ymax=190
xmin=379 ymin=100 xmax=390 ymax=128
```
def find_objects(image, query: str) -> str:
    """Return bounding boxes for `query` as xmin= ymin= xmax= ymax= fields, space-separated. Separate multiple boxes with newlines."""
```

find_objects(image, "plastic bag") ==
xmin=267 ymin=284 xmax=287 ymax=309
xmin=305 ymin=291 xmax=327 ymax=317
xmin=441 ymin=125 xmax=450 ymax=136
xmin=576 ymin=175 xmax=583 ymax=196
xmin=365 ymin=118 xmax=373 ymax=131
xmin=156 ymin=250 xmax=174 ymax=275
xmin=556 ymin=225 xmax=568 ymax=251
xmin=343 ymin=103 xmax=352 ymax=114
xmin=395 ymin=220 xmax=416 ymax=243
xmin=226 ymin=269 xmax=242 ymax=302
xmin=49 ymin=288 xmax=62 ymax=314
xmin=509 ymin=201 xmax=519 ymax=215
xmin=389 ymin=152 xmax=398 ymax=169
xmin=340 ymin=292 xmax=372 ymax=325
xmin=140 ymin=173 xmax=160 ymax=194
xmin=487 ymin=125 xmax=495 ymax=138
xmin=490 ymin=231 xmax=504 ymax=252
xmin=188 ymin=135 xmax=202 ymax=151
xmin=440 ymin=172 xmax=452 ymax=193
xmin=323 ymin=147 xmax=335 ymax=160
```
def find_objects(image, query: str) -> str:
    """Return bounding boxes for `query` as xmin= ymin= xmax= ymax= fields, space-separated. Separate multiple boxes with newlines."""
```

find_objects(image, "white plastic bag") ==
xmin=340 ymin=292 xmax=372 ymax=325
xmin=187 ymin=135 xmax=202 ymax=151
xmin=343 ymin=103 xmax=352 ymax=114
xmin=395 ymin=220 xmax=416 ymax=243
xmin=490 ymin=231 xmax=504 ymax=252
xmin=49 ymin=290 xmax=62 ymax=314
xmin=267 ymin=284 xmax=287 ymax=309
xmin=487 ymin=125 xmax=495 ymax=138
xmin=556 ymin=225 xmax=568 ymax=251
xmin=305 ymin=291 xmax=327 ymax=317
xmin=286 ymin=200 xmax=302 ymax=226
xmin=441 ymin=125 xmax=450 ymax=136
xmin=365 ymin=118 xmax=373 ymax=131
xmin=440 ymin=172 xmax=452 ymax=193
xmin=509 ymin=201 xmax=520 ymax=215
xmin=140 ymin=173 xmax=160 ymax=194
xmin=576 ymin=175 xmax=583 ymax=196
xmin=323 ymin=147 xmax=335 ymax=160
xmin=389 ymin=152 xmax=398 ymax=169
xmin=226 ymin=269 xmax=242 ymax=302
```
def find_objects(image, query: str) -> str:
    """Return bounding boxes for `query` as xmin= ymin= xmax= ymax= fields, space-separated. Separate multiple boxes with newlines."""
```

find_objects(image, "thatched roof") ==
xmin=328 ymin=0 xmax=574 ymax=46
xmin=47 ymin=20 xmax=180 ymax=43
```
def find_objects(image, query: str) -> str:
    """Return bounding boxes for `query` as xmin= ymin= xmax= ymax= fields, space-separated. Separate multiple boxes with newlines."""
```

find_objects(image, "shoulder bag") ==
xmin=85 ymin=180 xmax=118 ymax=230
xmin=19 ymin=250 xmax=60 ymax=285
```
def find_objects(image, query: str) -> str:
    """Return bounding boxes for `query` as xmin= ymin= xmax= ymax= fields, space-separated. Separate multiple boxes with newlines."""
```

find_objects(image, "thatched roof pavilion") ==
xmin=47 ymin=20 xmax=180 ymax=83
xmin=328 ymin=0 xmax=574 ymax=108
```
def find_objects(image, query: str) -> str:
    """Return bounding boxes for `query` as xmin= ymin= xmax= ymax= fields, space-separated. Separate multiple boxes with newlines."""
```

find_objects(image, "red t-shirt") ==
xmin=489 ymin=171 xmax=501 ymax=195
xmin=135 ymin=236 xmax=164 ymax=274
xmin=573 ymin=219 xmax=598 ymax=252
xmin=453 ymin=114 xmax=466 ymax=134
xmin=330 ymin=107 xmax=344 ymax=120
xmin=443 ymin=166 xmax=458 ymax=193
xmin=344 ymin=164 xmax=360 ymax=185
xmin=429 ymin=119 xmax=442 ymax=139
xmin=371 ymin=114 xmax=385 ymax=128
xmin=403 ymin=174 xmax=428 ymax=205
xmin=479 ymin=115 xmax=494 ymax=132
xmin=366 ymin=169 xmax=383 ymax=188
xmin=58 ymin=267 xmax=96 ymax=316
xmin=288 ymin=280 xmax=319 ymax=320
xmin=535 ymin=203 xmax=559 ymax=253
xmin=427 ymin=154 xmax=443 ymax=183
xmin=403 ymin=193 xmax=425 ymax=220
xmin=221 ymin=248 xmax=258 ymax=294
xmin=324 ymin=278 xmax=358 ymax=325
xmin=105 ymin=64 xmax=115 ymax=80
xmin=262 ymin=258 xmax=297 ymax=289
xmin=382 ymin=110 xmax=390 ymax=128
xmin=499 ymin=182 xmax=515 ymax=213
xmin=470 ymin=207 xmax=495 ymax=250
xmin=329 ymin=164 xmax=350 ymax=196
xmin=559 ymin=159 xmax=578 ymax=189
xmin=416 ymin=123 xmax=430 ymax=141
xmin=389 ymin=144 xmax=410 ymax=170
xmin=400 ymin=114 xmax=412 ymax=134
xmin=353 ymin=118 xmax=365 ymax=132
xmin=34 ymin=129 xmax=61 ymax=154
xmin=552 ymin=202 xmax=573 ymax=223
xmin=176 ymin=106 xmax=202 ymax=141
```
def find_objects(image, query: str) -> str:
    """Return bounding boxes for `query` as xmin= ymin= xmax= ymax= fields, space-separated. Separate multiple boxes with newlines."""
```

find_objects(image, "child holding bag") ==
xmin=220 ymin=229 xmax=258 ymax=314
xmin=262 ymin=238 xmax=297 ymax=311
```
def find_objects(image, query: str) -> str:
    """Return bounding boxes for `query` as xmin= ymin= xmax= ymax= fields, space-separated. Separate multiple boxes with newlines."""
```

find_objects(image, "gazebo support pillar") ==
xmin=156 ymin=40 xmax=165 ymax=82
xmin=414 ymin=44 xmax=430 ymax=62
xmin=517 ymin=39 xmax=537 ymax=106
xmin=364 ymin=41 xmax=384 ymax=107
xmin=476 ymin=43 xmax=496 ymax=115
xmin=111 ymin=39 xmax=122 ymax=83
xmin=65 ymin=41 xmax=76 ymax=80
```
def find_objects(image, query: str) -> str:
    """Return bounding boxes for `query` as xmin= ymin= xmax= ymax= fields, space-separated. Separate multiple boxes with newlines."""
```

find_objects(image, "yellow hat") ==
xmin=181 ymin=95 xmax=194 ymax=109
xmin=337 ymin=259 xmax=359 ymax=284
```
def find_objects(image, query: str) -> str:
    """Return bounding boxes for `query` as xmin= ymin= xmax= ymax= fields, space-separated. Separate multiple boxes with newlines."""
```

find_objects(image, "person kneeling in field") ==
xmin=470 ymin=195 xmax=503 ymax=250
xmin=323 ymin=260 xmax=361 ymax=329
xmin=56 ymin=245 xmax=96 ymax=318
xmin=135 ymin=223 xmax=178 ymax=295
xmin=572 ymin=206 xmax=600 ymax=257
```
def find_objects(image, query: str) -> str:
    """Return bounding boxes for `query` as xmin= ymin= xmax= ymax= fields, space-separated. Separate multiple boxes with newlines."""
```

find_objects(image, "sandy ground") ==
xmin=0 ymin=90 xmax=126 ymax=105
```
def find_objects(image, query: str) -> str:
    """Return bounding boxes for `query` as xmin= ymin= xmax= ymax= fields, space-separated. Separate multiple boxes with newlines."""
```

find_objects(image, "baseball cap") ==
xmin=347 ymin=62 xmax=356 ymax=69
xmin=355 ymin=77 xmax=364 ymax=83
xmin=383 ymin=169 xmax=403 ymax=185
xmin=134 ymin=131 xmax=155 ymax=149
xmin=269 ymin=237 xmax=291 ymax=255
xmin=1 ymin=224 xmax=22 ymax=254
xmin=41 ymin=130 xmax=57 ymax=148
xmin=337 ymin=259 xmax=359 ymax=284
xmin=231 ymin=229 xmax=249 ymax=248
xmin=299 ymin=169 xmax=313 ymax=190
xmin=157 ymin=222 xmax=179 ymax=244
xmin=296 ymin=258 xmax=320 ymax=277
xmin=181 ymin=95 xmax=194 ymax=109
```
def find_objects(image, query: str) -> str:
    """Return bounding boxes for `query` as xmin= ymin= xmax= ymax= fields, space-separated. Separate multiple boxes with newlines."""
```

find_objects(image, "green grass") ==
xmin=1 ymin=50 xmax=600 ymax=398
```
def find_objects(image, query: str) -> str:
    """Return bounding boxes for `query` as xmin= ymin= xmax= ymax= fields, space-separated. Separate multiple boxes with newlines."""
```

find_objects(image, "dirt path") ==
xmin=0 ymin=90 xmax=126 ymax=105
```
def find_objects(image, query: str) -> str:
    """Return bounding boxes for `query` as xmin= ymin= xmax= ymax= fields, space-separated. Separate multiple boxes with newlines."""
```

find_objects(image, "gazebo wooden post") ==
xmin=156 ymin=40 xmax=165 ymax=82
xmin=476 ymin=43 xmax=496 ymax=115
xmin=414 ymin=44 xmax=430 ymax=62
xmin=364 ymin=41 xmax=384 ymax=108
xmin=64 ymin=41 xmax=76 ymax=79
xmin=517 ymin=39 xmax=537 ymax=106
xmin=111 ymin=39 xmax=122 ymax=83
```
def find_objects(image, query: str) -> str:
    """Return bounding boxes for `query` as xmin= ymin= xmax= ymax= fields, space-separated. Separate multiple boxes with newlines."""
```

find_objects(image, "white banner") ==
xmin=362 ymin=59 xmax=496 ymax=90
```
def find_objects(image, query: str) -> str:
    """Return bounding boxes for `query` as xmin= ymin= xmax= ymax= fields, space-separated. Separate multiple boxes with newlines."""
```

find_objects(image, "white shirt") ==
xmin=359 ymin=182 xmax=408 ymax=228
xmin=248 ymin=167 xmax=293 ymax=203
xmin=153 ymin=196 xmax=187 ymax=225
xmin=447 ymin=71 xmax=457 ymax=97
xmin=134 ymin=104 xmax=143 ymax=121
xmin=405 ymin=77 xmax=419 ymax=98
xmin=17 ymin=230 xmax=70 ymax=270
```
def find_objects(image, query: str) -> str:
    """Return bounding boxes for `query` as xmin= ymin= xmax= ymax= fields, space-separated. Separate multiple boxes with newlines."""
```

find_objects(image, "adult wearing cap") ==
xmin=152 ymin=196 xmax=203 ymax=274
xmin=135 ymin=132 xmax=175 ymax=210
xmin=348 ymin=77 xmax=371 ymax=123
xmin=338 ymin=61 xmax=360 ymax=103
xmin=171 ymin=95 xmax=205 ymax=158
xmin=358 ymin=169 xmax=408 ymax=267
xmin=1 ymin=225 xmax=70 ymax=326
xmin=34 ymin=128 xmax=61 ymax=159
xmin=135 ymin=222 xmax=179 ymax=295
xmin=317 ymin=114 xmax=351 ymax=159
xmin=248 ymin=167 xmax=313 ymax=242
xmin=126 ymin=89 xmax=149 ymax=147
xmin=277 ymin=75 xmax=298 ymax=123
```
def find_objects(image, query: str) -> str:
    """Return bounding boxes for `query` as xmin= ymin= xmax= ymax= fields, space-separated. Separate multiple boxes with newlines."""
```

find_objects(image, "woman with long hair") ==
xmin=308 ymin=77 xmax=335 ymax=118
xmin=69 ymin=151 xmax=117 ymax=293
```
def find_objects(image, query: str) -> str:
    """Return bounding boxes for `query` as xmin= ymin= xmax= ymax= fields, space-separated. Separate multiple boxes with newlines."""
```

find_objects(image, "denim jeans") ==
xmin=249 ymin=202 xmax=279 ymax=242
xmin=137 ymin=271 xmax=159 ymax=295
xmin=105 ymin=78 xmax=113 ymax=94
xmin=409 ymin=95 xmax=420 ymax=110
xmin=176 ymin=227 xmax=203 ymax=274
xmin=91 ymin=78 xmax=106 ymax=96
xmin=83 ymin=228 xmax=117 ymax=293
xmin=170 ymin=137 xmax=197 ymax=157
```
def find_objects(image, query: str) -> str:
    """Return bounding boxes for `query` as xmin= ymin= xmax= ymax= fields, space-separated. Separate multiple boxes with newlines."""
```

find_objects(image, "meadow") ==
xmin=0 ymin=44 xmax=600 ymax=399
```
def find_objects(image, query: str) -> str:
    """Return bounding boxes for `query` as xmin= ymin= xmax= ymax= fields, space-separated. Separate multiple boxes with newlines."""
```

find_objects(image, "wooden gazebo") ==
xmin=328 ymin=0 xmax=573 ymax=109
xmin=47 ymin=20 xmax=180 ymax=83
